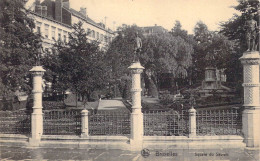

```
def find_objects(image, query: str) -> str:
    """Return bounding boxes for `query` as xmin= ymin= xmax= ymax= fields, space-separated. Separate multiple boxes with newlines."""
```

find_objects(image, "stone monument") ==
xmin=133 ymin=32 xmax=142 ymax=62
xmin=244 ymin=14 xmax=258 ymax=51
xmin=129 ymin=33 xmax=144 ymax=150
xmin=240 ymin=13 xmax=260 ymax=148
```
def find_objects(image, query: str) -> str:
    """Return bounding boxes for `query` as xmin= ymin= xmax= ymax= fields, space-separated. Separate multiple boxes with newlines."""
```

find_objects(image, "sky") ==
xmin=27 ymin=0 xmax=240 ymax=34
xmin=70 ymin=0 xmax=240 ymax=34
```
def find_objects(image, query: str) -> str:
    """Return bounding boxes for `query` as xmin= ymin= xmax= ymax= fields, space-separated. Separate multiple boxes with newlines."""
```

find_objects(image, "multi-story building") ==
xmin=27 ymin=0 xmax=114 ymax=52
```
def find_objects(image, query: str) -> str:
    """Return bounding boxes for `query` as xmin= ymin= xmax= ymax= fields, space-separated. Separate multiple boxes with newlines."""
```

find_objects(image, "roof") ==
xmin=142 ymin=25 xmax=168 ymax=34
xmin=70 ymin=8 xmax=114 ymax=34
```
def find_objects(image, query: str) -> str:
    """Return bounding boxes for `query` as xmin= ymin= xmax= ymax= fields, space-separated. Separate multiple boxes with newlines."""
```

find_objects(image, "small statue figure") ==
xmin=35 ymin=49 xmax=41 ymax=66
xmin=245 ymin=14 xmax=258 ymax=51
xmin=133 ymin=32 xmax=142 ymax=62
xmin=189 ymin=93 xmax=196 ymax=107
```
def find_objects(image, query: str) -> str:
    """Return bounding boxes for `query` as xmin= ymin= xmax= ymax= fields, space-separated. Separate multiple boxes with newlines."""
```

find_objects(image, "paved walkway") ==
xmin=0 ymin=145 xmax=259 ymax=161
xmin=98 ymin=98 xmax=128 ymax=111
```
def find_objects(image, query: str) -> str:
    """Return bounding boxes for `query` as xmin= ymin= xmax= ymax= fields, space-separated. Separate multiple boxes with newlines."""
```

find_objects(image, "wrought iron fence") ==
xmin=43 ymin=110 xmax=81 ymax=135
xmin=196 ymin=109 xmax=242 ymax=135
xmin=89 ymin=111 xmax=130 ymax=135
xmin=143 ymin=110 xmax=189 ymax=136
xmin=0 ymin=110 xmax=31 ymax=134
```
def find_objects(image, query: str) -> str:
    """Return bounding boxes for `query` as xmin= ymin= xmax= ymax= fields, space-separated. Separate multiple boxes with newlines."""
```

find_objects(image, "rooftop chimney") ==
xmin=63 ymin=0 xmax=70 ymax=9
xmin=79 ymin=7 xmax=87 ymax=17
xmin=55 ymin=0 xmax=62 ymax=22
xmin=35 ymin=0 xmax=40 ymax=5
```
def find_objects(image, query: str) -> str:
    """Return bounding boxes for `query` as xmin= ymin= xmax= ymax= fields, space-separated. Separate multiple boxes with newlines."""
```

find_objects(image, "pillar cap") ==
xmin=29 ymin=66 xmax=46 ymax=72
xmin=81 ymin=109 xmax=89 ymax=113
xmin=240 ymin=51 xmax=260 ymax=59
xmin=189 ymin=107 xmax=196 ymax=112
xmin=128 ymin=62 xmax=145 ymax=70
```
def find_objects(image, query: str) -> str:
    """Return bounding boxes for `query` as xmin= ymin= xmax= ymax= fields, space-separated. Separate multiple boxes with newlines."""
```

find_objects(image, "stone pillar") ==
xmin=240 ymin=51 xmax=260 ymax=148
xmin=189 ymin=107 xmax=196 ymax=137
xmin=128 ymin=62 xmax=144 ymax=150
xmin=29 ymin=66 xmax=45 ymax=146
xmin=81 ymin=109 xmax=89 ymax=137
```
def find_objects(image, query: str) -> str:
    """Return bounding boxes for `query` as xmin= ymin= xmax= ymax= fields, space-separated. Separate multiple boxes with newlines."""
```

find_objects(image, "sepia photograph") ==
xmin=0 ymin=0 xmax=259 ymax=160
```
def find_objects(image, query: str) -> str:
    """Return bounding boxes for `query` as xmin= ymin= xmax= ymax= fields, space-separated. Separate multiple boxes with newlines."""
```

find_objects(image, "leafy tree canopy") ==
xmin=0 ymin=0 xmax=42 ymax=96
xmin=42 ymin=22 xmax=107 ymax=101
xmin=192 ymin=21 xmax=236 ymax=82
xmin=220 ymin=0 xmax=259 ymax=83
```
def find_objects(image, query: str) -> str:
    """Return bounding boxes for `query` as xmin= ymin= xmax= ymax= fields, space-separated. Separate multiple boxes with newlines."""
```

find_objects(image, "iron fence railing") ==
xmin=196 ymin=109 xmax=242 ymax=135
xmin=43 ymin=110 xmax=81 ymax=135
xmin=143 ymin=110 xmax=189 ymax=136
xmin=0 ymin=110 xmax=31 ymax=134
xmin=89 ymin=111 xmax=130 ymax=135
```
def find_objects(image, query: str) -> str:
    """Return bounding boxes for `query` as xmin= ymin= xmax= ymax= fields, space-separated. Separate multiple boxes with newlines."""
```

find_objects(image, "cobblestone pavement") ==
xmin=0 ymin=145 xmax=259 ymax=161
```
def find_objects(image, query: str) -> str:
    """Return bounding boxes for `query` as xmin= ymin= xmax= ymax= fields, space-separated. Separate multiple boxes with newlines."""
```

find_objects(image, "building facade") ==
xmin=27 ymin=0 xmax=114 ymax=52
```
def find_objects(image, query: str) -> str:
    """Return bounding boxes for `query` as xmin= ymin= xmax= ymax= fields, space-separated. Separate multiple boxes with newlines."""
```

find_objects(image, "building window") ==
xmin=58 ymin=29 xmax=62 ymax=41
xmin=92 ymin=30 xmax=95 ymax=38
xmin=37 ymin=26 xmax=41 ymax=34
xmin=87 ymin=28 xmax=91 ymax=36
xmin=97 ymin=32 xmax=99 ymax=40
xmin=63 ymin=35 xmax=66 ymax=42
xmin=51 ymin=27 xmax=56 ymax=40
xmin=101 ymin=34 xmax=103 ymax=41
xmin=36 ymin=21 xmax=42 ymax=35
xmin=63 ymin=31 xmax=67 ymax=43
xmin=105 ymin=36 xmax=108 ymax=43
xmin=42 ymin=6 xmax=47 ymax=17
xmin=44 ymin=24 xmax=49 ymax=38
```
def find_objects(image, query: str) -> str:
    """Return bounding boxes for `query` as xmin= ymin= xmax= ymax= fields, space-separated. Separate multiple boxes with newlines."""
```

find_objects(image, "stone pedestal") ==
xmin=189 ymin=107 xmax=196 ymax=137
xmin=81 ymin=109 xmax=89 ymax=137
xmin=29 ymin=66 xmax=45 ymax=146
xmin=128 ymin=62 xmax=144 ymax=150
xmin=240 ymin=51 xmax=260 ymax=148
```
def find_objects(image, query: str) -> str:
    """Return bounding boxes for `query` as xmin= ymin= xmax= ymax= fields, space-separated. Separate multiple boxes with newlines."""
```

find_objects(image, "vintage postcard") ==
xmin=0 ymin=0 xmax=259 ymax=160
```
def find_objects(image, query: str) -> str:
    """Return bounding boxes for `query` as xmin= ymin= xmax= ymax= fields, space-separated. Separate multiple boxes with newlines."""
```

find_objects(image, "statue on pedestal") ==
xmin=244 ymin=14 xmax=258 ymax=51
xmin=133 ymin=32 xmax=142 ymax=62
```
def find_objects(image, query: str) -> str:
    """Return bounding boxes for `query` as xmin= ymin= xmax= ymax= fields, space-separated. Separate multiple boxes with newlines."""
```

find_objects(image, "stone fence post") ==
xmin=29 ymin=66 xmax=45 ymax=146
xmin=128 ymin=62 xmax=144 ymax=150
xmin=81 ymin=109 xmax=89 ymax=137
xmin=240 ymin=51 xmax=260 ymax=148
xmin=189 ymin=107 xmax=196 ymax=137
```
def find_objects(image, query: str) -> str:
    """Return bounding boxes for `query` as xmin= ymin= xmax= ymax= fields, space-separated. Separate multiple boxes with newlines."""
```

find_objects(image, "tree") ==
xmin=0 ymin=0 xmax=42 ymax=97
xmin=220 ymin=0 xmax=259 ymax=51
xmin=192 ymin=21 xmax=235 ymax=84
xmin=142 ymin=33 xmax=193 ymax=89
xmin=170 ymin=21 xmax=195 ymax=86
xmin=43 ymin=22 xmax=107 ymax=104
xmin=106 ymin=24 xmax=193 ymax=95
xmin=220 ymin=0 xmax=259 ymax=83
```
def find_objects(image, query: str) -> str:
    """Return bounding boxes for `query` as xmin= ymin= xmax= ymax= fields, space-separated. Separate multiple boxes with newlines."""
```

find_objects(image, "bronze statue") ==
xmin=133 ymin=32 xmax=142 ymax=62
xmin=245 ymin=14 xmax=258 ymax=51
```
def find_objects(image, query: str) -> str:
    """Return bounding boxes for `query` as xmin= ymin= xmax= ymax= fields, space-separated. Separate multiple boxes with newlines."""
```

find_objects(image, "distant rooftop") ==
xmin=142 ymin=25 xmax=168 ymax=35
